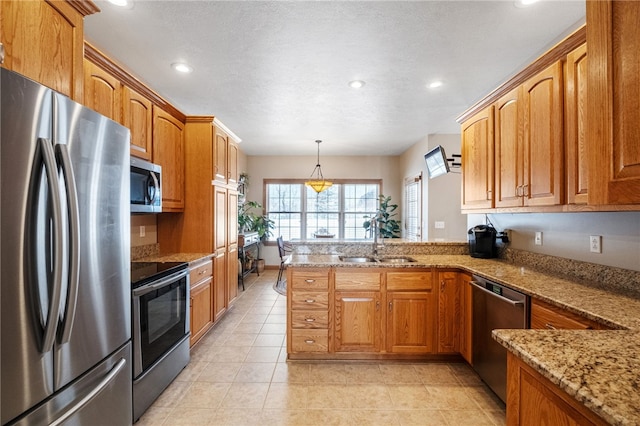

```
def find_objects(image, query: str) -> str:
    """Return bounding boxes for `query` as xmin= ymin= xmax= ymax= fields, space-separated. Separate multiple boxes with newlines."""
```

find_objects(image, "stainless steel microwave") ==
xmin=131 ymin=157 xmax=162 ymax=213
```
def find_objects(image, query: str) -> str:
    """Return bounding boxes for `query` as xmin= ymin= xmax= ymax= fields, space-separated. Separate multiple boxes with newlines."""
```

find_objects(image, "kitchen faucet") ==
xmin=371 ymin=214 xmax=384 ymax=256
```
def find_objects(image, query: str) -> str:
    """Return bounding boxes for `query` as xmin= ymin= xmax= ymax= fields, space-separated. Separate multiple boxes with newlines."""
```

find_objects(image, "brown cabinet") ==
xmin=565 ymin=43 xmax=588 ymax=205
xmin=124 ymin=86 xmax=153 ymax=161
xmin=334 ymin=269 xmax=382 ymax=353
xmin=461 ymin=107 xmax=494 ymax=210
xmin=287 ymin=268 xmax=330 ymax=355
xmin=530 ymin=298 xmax=610 ymax=331
xmin=153 ymin=106 xmax=185 ymax=212
xmin=189 ymin=258 xmax=214 ymax=347
xmin=459 ymin=272 xmax=473 ymax=364
xmin=522 ymin=61 xmax=564 ymax=207
xmin=213 ymin=126 xmax=239 ymax=185
xmin=83 ymin=59 xmax=121 ymax=121
xmin=506 ymin=352 xmax=607 ymax=426
xmin=437 ymin=271 xmax=461 ymax=353
xmin=213 ymin=253 xmax=227 ymax=321
xmin=587 ymin=1 xmax=640 ymax=206
xmin=0 ymin=0 xmax=97 ymax=101
xmin=494 ymin=87 xmax=523 ymax=208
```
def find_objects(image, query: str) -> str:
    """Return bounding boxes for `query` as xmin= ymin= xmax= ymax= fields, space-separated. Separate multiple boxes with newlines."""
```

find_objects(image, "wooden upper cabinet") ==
xmin=461 ymin=107 xmax=494 ymax=210
xmin=153 ymin=106 xmax=185 ymax=211
xmin=214 ymin=129 xmax=229 ymax=184
xmin=0 ymin=0 xmax=97 ymax=101
xmin=83 ymin=59 xmax=121 ymax=121
xmin=522 ymin=61 xmax=564 ymax=207
xmin=565 ymin=43 xmax=588 ymax=205
xmin=228 ymin=141 xmax=239 ymax=185
xmin=124 ymin=86 xmax=153 ymax=161
xmin=587 ymin=1 xmax=640 ymax=205
xmin=494 ymin=87 xmax=523 ymax=208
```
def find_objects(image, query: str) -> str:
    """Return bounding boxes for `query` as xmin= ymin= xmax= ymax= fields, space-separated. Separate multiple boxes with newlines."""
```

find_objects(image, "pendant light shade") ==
xmin=305 ymin=140 xmax=332 ymax=193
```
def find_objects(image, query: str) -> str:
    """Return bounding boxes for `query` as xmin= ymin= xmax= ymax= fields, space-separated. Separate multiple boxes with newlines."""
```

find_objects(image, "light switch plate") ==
xmin=140 ymin=226 xmax=146 ymax=238
xmin=534 ymin=231 xmax=542 ymax=246
xmin=434 ymin=221 xmax=445 ymax=229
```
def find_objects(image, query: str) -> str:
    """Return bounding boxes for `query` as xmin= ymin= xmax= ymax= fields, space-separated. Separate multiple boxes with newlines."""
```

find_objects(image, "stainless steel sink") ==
xmin=377 ymin=256 xmax=417 ymax=263
xmin=338 ymin=256 xmax=378 ymax=263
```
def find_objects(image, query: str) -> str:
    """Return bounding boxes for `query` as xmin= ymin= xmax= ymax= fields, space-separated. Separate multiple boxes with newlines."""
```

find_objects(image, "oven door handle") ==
xmin=132 ymin=269 xmax=188 ymax=297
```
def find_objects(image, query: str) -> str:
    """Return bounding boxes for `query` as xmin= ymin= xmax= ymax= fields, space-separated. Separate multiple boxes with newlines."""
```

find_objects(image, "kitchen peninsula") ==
xmin=285 ymin=240 xmax=640 ymax=425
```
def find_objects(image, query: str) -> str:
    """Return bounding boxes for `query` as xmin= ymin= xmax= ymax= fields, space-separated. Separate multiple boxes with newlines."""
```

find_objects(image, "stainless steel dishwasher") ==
xmin=471 ymin=275 xmax=529 ymax=403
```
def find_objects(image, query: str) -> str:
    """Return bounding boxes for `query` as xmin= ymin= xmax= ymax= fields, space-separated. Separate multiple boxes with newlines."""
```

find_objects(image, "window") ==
xmin=404 ymin=175 xmax=422 ymax=241
xmin=265 ymin=180 xmax=381 ymax=241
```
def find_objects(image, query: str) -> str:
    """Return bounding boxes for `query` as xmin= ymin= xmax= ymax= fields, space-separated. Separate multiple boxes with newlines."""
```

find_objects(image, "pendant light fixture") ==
xmin=305 ymin=140 xmax=333 ymax=193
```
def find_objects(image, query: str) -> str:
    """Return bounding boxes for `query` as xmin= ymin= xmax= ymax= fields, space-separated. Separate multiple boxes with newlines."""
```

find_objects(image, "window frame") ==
xmin=263 ymin=179 xmax=382 ymax=243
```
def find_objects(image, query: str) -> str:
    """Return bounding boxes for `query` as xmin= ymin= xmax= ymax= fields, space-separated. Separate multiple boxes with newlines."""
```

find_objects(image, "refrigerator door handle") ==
xmin=38 ymin=138 xmax=65 ymax=353
xmin=56 ymin=143 xmax=81 ymax=344
xmin=49 ymin=357 xmax=127 ymax=426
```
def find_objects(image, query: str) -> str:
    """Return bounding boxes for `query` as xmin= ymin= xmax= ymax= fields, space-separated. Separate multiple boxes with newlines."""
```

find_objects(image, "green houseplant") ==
xmin=362 ymin=195 xmax=401 ymax=238
xmin=238 ymin=200 xmax=275 ymax=241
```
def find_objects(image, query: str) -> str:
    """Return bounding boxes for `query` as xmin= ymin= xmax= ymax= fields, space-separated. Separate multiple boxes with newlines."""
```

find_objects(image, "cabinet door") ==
xmin=228 ymin=141 xmax=239 ymax=185
xmin=437 ymin=271 xmax=461 ymax=353
xmin=190 ymin=278 xmax=213 ymax=346
xmin=587 ymin=1 xmax=640 ymax=205
xmin=227 ymin=244 xmax=238 ymax=305
xmin=386 ymin=292 xmax=435 ymax=354
xmin=565 ymin=43 xmax=589 ymax=205
xmin=124 ymin=86 xmax=153 ymax=161
xmin=522 ymin=61 xmax=564 ymax=207
xmin=334 ymin=291 xmax=381 ymax=352
xmin=461 ymin=107 xmax=494 ymax=210
xmin=83 ymin=59 xmax=121 ymax=121
xmin=227 ymin=191 xmax=238 ymax=247
xmin=213 ymin=253 xmax=227 ymax=321
xmin=495 ymin=87 xmax=524 ymax=208
xmin=213 ymin=185 xmax=227 ymax=252
xmin=1 ymin=0 xmax=88 ymax=101
xmin=153 ymin=107 xmax=185 ymax=211
xmin=214 ymin=129 xmax=228 ymax=183
xmin=459 ymin=273 xmax=473 ymax=364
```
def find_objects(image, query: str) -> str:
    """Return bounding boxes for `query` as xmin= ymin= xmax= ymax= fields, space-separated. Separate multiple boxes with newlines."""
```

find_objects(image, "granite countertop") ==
xmin=287 ymin=253 xmax=640 ymax=424
xmin=135 ymin=252 xmax=214 ymax=264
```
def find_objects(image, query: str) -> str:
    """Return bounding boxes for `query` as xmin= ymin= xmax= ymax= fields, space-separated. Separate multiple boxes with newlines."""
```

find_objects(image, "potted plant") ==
xmin=238 ymin=200 xmax=275 ymax=240
xmin=362 ymin=195 xmax=401 ymax=238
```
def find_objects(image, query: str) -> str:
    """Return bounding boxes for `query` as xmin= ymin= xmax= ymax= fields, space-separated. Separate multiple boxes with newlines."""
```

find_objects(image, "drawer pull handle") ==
xmin=545 ymin=323 xmax=557 ymax=330
xmin=305 ymin=299 xmax=315 ymax=303
xmin=304 ymin=339 xmax=315 ymax=344
xmin=305 ymin=279 xmax=315 ymax=283
xmin=305 ymin=318 xmax=316 ymax=322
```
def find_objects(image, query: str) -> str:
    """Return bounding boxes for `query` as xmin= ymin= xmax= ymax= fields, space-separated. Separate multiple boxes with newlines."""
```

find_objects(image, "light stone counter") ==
xmin=287 ymin=252 xmax=640 ymax=424
xmin=135 ymin=252 xmax=214 ymax=264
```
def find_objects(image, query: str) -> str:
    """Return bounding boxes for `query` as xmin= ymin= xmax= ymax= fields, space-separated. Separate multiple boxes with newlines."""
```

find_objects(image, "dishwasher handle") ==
xmin=470 ymin=281 xmax=525 ymax=308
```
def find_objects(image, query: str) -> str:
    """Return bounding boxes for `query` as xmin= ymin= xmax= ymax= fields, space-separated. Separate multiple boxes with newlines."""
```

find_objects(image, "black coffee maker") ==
xmin=468 ymin=225 xmax=497 ymax=258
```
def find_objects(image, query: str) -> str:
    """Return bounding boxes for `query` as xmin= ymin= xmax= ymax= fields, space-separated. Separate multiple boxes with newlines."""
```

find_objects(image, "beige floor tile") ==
xmin=135 ymin=406 xmax=172 ymax=426
xmin=213 ymin=408 xmax=264 ymax=426
xmin=271 ymin=362 xmax=310 ymax=383
xmin=484 ymin=409 xmax=507 ymax=426
xmin=439 ymin=409 xmax=496 ymax=425
xmin=223 ymin=333 xmax=258 ymax=346
xmin=344 ymin=363 xmax=384 ymax=384
xmin=196 ymin=362 xmax=242 ymax=382
xmin=241 ymin=313 xmax=269 ymax=323
xmin=219 ymin=382 xmax=270 ymax=409
xmin=349 ymin=409 xmax=401 ymax=425
xmin=395 ymin=410 xmax=449 ymax=426
xmin=160 ymin=407 xmax=217 ymax=425
xmin=260 ymin=409 xmax=314 ymax=426
xmin=234 ymin=362 xmax=276 ymax=383
xmin=277 ymin=347 xmax=288 ymax=363
xmin=346 ymin=384 xmax=394 ymax=409
xmin=249 ymin=306 xmax=273 ymax=315
xmin=244 ymin=346 xmax=282 ymax=362
xmin=269 ymin=306 xmax=287 ymax=315
xmin=306 ymin=384 xmax=352 ymax=409
xmin=379 ymin=364 xmax=423 ymax=384
xmin=206 ymin=345 xmax=251 ymax=363
xmin=387 ymin=385 xmax=432 ymax=409
xmin=175 ymin=359 xmax=208 ymax=382
xmin=152 ymin=380 xmax=191 ymax=408
xmin=448 ymin=363 xmax=485 ymax=386
xmin=178 ymin=382 xmax=230 ymax=409
xmin=425 ymin=384 xmax=478 ymax=410
xmin=308 ymin=363 xmax=347 ymax=384
xmin=264 ymin=314 xmax=287 ymax=324
xmin=232 ymin=322 xmax=265 ymax=334
xmin=260 ymin=323 xmax=287 ymax=334
xmin=253 ymin=333 xmax=285 ymax=347
xmin=263 ymin=383 xmax=308 ymax=409
xmin=464 ymin=385 xmax=505 ymax=411
xmin=412 ymin=363 xmax=460 ymax=385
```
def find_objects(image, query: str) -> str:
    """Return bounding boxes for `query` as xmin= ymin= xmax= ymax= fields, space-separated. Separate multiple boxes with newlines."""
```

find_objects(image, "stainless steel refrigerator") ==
xmin=1 ymin=68 xmax=132 ymax=425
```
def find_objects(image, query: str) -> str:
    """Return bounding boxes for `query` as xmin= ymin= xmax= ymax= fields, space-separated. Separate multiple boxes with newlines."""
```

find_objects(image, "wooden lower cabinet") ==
xmin=530 ymin=298 xmax=611 ymax=330
xmin=459 ymin=273 xmax=473 ymax=364
xmin=507 ymin=352 xmax=607 ymax=426
xmin=334 ymin=291 xmax=382 ymax=352
xmin=437 ymin=271 xmax=461 ymax=353
xmin=386 ymin=291 xmax=435 ymax=353
xmin=213 ymin=252 xmax=227 ymax=322
xmin=189 ymin=258 xmax=214 ymax=347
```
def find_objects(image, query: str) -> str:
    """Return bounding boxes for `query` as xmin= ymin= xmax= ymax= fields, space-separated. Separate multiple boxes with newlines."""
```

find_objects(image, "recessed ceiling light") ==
xmin=171 ymin=63 xmax=193 ymax=74
xmin=348 ymin=80 xmax=365 ymax=89
xmin=428 ymin=81 xmax=443 ymax=89
xmin=107 ymin=0 xmax=130 ymax=7
xmin=515 ymin=0 xmax=538 ymax=8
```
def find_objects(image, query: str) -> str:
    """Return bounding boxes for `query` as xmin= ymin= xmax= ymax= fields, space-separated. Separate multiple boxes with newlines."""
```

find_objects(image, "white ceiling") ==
xmin=84 ymin=1 xmax=585 ymax=156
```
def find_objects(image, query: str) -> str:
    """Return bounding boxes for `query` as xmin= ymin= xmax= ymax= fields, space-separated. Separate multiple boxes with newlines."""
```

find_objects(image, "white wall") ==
xmin=399 ymin=134 xmax=467 ymax=241
xmin=468 ymin=212 xmax=640 ymax=272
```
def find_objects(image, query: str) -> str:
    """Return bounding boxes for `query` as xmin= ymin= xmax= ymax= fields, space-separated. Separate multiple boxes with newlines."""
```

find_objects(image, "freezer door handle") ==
xmin=38 ymin=138 xmax=65 ymax=353
xmin=49 ymin=357 xmax=127 ymax=426
xmin=56 ymin=143 xmax=81 ymax=344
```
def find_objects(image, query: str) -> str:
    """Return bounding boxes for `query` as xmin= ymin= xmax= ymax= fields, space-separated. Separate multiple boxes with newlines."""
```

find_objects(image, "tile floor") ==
xmin=137 ymin=271 xmax=506 ymax=426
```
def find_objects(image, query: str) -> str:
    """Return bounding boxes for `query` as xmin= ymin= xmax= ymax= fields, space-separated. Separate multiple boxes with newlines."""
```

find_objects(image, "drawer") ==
xmin=291 ymin=291 xmax=329 ymax=310
xmin=334 ymin=270 xmax=381 ymax=291
xmin=190 ymin=259 xmax=213 ymax=286
xmin=531 ymin=298 xmax=609 ymax=330
xmin=290 ymin=269 xmax=329 ymax=290
xmin=387 ymin=271 xmax=433 ymax=291
xmin=291 ymin=310 xmax=329 ymax=329
xmin=291 ymin=329 xmax=329 ymax=352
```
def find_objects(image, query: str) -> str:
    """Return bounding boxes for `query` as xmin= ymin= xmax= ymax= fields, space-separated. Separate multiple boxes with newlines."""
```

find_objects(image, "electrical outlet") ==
xmin=434 ymin=221 xmax=445 ymax=229
xmin=534 ymin=231 xmax=543 ymax=246
xmin=590 ymin=235 xmax=602 ymax=253
xmin=140 ymin=226 xmax=146 ymax=238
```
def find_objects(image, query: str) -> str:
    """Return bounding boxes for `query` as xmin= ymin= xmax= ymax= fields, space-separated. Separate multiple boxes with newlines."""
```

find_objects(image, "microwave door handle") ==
xmin=38 ymin=138 xmax=65 ymax=353
xmin=56 ymin=143 xmax=80 ymax=344
xmin=132 ymin=269 xmax=188 ymax=297
xmin=147 ymin=171 xmax=159 ymax=204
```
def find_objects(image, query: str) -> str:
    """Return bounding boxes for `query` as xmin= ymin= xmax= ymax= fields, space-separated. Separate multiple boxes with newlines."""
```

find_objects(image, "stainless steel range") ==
xmin=131 ymin=261 xmax=190 ymax=421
